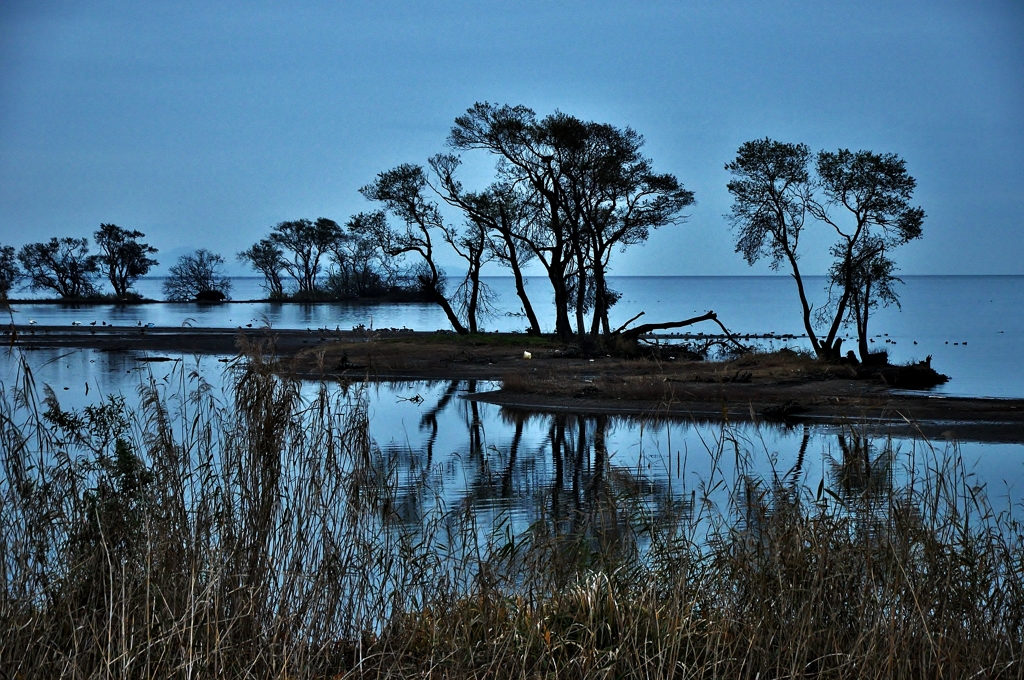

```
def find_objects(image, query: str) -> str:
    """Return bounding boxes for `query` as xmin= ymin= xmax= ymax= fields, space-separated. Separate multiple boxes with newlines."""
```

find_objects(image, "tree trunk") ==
xmin=856 ymin=278 xmax=872 ymax=362
xmin=466 ymin=261 xmax=480 ymax=334
xmin=424 ymin=261 xmax=468 ymax=334
xmin=433 ymin=286 xmax=469 ymax=334
xmin=785 ymin=252 xmax=825 ymax=358
xmin=507 ymin=246 xmax=542 ymax=335
xmin=548 ymin=261 xmax=573 ymax=340
xmin=589 ymin=258 xmax=610 ymax=336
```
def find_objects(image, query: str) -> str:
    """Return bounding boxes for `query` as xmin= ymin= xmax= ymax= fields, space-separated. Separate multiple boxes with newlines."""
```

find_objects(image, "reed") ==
xmin=1 ymin=347 xmax=1021 ymax=678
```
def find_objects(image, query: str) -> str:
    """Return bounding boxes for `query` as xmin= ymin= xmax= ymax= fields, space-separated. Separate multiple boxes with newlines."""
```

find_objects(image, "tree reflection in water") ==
xmin=379 ymin=380 xmax=964 ymax=555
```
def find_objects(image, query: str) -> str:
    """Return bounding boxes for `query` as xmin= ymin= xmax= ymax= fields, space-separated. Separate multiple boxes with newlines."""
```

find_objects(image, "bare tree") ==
xmin=163 ymin=249 xmax=232 ymax=301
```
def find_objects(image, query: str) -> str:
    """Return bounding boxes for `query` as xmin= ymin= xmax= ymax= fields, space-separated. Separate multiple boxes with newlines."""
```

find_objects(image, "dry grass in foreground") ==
xmin=0 ymin=347 xmax=1021 ymax=679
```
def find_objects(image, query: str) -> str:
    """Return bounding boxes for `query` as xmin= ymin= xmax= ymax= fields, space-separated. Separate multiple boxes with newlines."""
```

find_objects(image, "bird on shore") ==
xmin=28 ymin=320 xmax=37 ymax=325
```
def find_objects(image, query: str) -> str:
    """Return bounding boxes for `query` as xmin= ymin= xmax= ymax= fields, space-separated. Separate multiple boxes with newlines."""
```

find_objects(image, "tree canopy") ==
xmin=94 ymin=224 xmax=158 ymax=298
xmin=18 ymin=237 xmax=100 ymax=299
xmin=726 ymin=139 xmax=924 ymax=361
xmin=444 ymin=102 xmax=694 ymax=339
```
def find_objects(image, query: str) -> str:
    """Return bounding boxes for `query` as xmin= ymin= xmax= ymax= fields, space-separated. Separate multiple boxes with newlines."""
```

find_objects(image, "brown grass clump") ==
xmin=1 ymin=348 xmax=1021 ymax=679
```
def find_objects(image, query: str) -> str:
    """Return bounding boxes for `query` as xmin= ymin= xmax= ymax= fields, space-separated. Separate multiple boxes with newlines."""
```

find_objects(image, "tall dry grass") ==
xmin=1 ymin=346 xmax=1022 ymax=678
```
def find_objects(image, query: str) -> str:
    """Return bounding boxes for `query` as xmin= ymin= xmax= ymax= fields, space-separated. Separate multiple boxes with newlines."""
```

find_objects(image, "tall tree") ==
xmin=268 ymin=218 xmax=343 ymax=296
xmin=18 ymin=237 xmax=100 ymax=299
xmin=431 ymin=158 xmax=543 ymax=335
xmin=449 ymin=103 xmax=577 ymax=339
xmin=238 ymin=239 xmax=286 ymax=298
xmin=725 ymin=139 xmax=820 ymax=350
xmin=93 ymin=224 xmax=158 ymax=298
xmin=811 ymin=149 xmax=924 ymax=359
xmin=360 ymin=165 xmax=469 ymax=334
xmin=449 ymin=103 xmax=693 ymax=340
xmin=547 ymin=116 xmax=694 ymax=336
xmin=726 ymin=140 xmax=923 ymax=360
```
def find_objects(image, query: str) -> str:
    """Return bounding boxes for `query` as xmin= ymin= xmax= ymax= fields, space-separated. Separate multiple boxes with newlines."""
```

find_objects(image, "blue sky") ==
xmin=1 ymin=0 xmax=1021 ymax=275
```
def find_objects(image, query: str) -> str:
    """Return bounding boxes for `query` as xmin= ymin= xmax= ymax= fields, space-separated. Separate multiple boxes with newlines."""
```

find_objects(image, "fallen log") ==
xmin=619 ymin=311 xmax=718 ymax=339
xmin=616 ymin=310 xmax=751 ymax=352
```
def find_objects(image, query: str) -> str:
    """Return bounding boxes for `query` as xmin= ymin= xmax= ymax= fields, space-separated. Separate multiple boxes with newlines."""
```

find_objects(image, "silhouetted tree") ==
xmin=326 ymin=213 xmax=400 ymax=298
xmin=162 ymin=249 xmax=232 ymax=301
xmin=726 ymin=139 xmax=819 ymax=348
xmin=812 ymin=149 xmax=924 ymax=360
xmin=829 ymin=238 xmax=902 ymax=363
xmin=726 ymin=140 xmax=923 ymax=360
xmin=18 ymin=237 xmax=100 ymax=299
xmin=93 ymin=224 xmax=158 ymax=298
xmin=449 ymin=104 xmax=576 ymax=338
xmin=549 ymin=115 xmax=694 ymax=336
xmin=431 ymin=160 xmax=544 ymax=335
xmin=267 ymin=218 xmax=343 ymax=296
xmin=449 ymin=103 xmax=693 ymax=340
xmin=238 ymin=239 xmax=285 ymax=298
xmin=360 ymin=165 xmax=469 ymax=334
xmin=0 ymin=245 xmax=21 ymax=297
xmin=427 ymin=154 xmax=497 ymax=334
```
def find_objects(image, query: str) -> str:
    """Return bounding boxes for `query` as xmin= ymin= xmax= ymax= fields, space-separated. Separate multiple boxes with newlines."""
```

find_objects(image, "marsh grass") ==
xmin=1 ymin=346 xmax=1022 ymax=678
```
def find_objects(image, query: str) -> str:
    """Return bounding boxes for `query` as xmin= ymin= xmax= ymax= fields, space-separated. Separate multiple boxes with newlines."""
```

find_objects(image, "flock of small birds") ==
xmin=14 ymin=319 xmax=985 ymax=349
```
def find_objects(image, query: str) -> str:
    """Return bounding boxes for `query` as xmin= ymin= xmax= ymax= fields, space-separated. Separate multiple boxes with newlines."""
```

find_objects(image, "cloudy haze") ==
xmin=1 ymin=0 xmax=1021 ymax=275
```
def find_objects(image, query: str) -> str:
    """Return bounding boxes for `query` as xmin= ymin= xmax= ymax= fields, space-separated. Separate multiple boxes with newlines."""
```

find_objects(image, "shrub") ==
xmin=162 ymin=248 xmax=232 ymax=301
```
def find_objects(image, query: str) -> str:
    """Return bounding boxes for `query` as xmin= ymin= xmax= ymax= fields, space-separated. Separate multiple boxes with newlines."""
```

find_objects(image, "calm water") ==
xmin=3 ymin=350 xmax=1022 ymax=530
xmin=6 ymin=275 xmax=1024 ymax=398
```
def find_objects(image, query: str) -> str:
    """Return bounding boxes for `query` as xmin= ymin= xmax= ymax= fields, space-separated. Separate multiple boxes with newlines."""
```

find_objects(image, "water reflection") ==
xmin=369 ymin=379 xmax=1023 ymax=542
xmin=3 ymin=351 xmax=1023 ymax=530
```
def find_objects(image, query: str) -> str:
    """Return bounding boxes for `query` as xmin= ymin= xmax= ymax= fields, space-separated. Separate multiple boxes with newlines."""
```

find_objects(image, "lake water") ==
xmin=3 ymin=349 xmax=1022 ymax=532
xmin=6 ymin=275 xmax=1024 ymax=398
xmin=4 ymin=275 xmax=1023 ymax=529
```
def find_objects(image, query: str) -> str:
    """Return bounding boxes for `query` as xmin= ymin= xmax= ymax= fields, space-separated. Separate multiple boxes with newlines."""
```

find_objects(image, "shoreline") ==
xmin=6 ymin=324 xmax=1024 ymax=443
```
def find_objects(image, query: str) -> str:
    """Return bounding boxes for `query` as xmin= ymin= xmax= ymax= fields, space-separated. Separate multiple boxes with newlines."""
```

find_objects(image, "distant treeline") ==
xmin=0 ymin=102 xmax=925 ymax=363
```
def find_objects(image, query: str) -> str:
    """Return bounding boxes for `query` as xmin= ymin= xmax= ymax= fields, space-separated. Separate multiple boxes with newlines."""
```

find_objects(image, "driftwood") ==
xmin=615 ymin=310 xmax=751 ymax=352
xmin=612 ymin=311 xmax=646 ymax=335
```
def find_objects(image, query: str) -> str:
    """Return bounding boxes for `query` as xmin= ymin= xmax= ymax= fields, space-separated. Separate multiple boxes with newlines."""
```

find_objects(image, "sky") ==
xmin=1 ymin=0 xmax=1021 ymax=276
